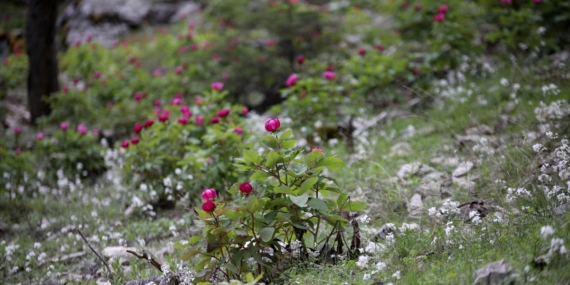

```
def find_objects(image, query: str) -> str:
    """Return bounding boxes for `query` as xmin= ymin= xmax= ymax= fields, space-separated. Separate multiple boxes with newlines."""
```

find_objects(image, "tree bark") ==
xmin=25 ymin=0 xmax=59 ymax=124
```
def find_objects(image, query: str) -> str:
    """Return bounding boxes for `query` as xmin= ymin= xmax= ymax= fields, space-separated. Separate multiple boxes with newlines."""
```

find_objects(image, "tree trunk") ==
xmin=25 ymin=0 xmax=59 ymax=124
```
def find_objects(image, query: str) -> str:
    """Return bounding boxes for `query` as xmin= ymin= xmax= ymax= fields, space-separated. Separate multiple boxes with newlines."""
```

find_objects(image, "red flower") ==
xmin=178 ymin=117 xmax=188 ymax=125
xmin=211 ymin=82 xmax=224 ymax=90
xmin=234 ymin=127 xmax=243 ymax=135
xmin=438 ymin=4 xmax=449 ymax=14
xmin=286 ymin=74 xmax=298 ymax=87
xmin=311 ymin=147 xmax=323 ymax=152
xmin=375 ymin=44 xmax=384 ymax=51
xmin=175 ymin=66 xmax=183 ymax=74
xmin=296 ymin=54 xmax=305 ymax=65
xmin=265 ymin=118 xmax=281 ymax=132
xmin=202 ymin=189 xmax=217 ymax=201
xmin=196 ymin=115 xmax=204 ymax=126
xmin=144 ymin=119 xmax=154 ymax=128
xmin=323 ymin=71 xmax=335 ymax=80
xmin=131 ymin=137 xmax=139 ymax=145
xmin=121 ymin=140 xmax=129 ymax=148
xmin=217 ymin=109 xmax=230 ymax=118
xmin=242 ymin=107 xmax=249 ymax=115
xmin=210 ymin=117 xmax=220 ymax=124
xmin=358 ymin=48 xmax=366 ymax=56
xmin=60 ymin=122 xmax=69 ymax=130
xmin=134 ymin=123 xmax=143 ymax=133
xmin=14 ymin=127 xmax=21 ymax=135
xmin=77 ymin=124 xmax=88 ymax=135
xmin=36 ymin=132 xmax=44 ymax=141
xmin=239 ymin=182 xmax=253 ymax=194
xmin=202 ymin=200 xmax=216 ymax=212
xmin=434 ymin=13 xmax=445 ymax=22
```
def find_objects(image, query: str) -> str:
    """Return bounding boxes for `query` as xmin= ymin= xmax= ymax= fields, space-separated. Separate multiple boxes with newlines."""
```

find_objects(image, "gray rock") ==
xmin=472 ymin=259 xmax=514 ymax=285
xmin=374 ymin=223 xmax=400 ymax=241
xmin=452 ymin=175 xmax=476 ymax=189
xmin=408 ymin=193 xmax=423 ymax=217
xmin=102 ymin=246 xmax=137 ymax=259
xmin=452 ymin=161 xmax=474 ymax=177
xmin=42 ymin=278 xmax=62 ymax=285
xmin=414 ymin=181 xmax=442 ymax=200
xmin=466 ymin=125 xmax=494 ymax=136
xmin=390 ymin=142 xmax=412 ymax=157
xmin=554 ymin=203 xmax=569 ymax=216
xmin=397 ymin=162 xmax=434 ymax=180
xmin=147 ymin=3 xmax=178 ymax=25
xmin=430 ymin=157 xmax=460 ymax=168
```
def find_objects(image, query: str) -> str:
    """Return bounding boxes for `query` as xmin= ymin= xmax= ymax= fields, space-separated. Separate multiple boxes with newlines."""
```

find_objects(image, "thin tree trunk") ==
xmin=26 ymin=0 xmax=59 ymax=124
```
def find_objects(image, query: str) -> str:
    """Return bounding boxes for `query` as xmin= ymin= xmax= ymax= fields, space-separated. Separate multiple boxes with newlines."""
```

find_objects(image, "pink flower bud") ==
xmin=311 ymin=147 xmax=323 ymax=152
xmin=77 ymin=124 xmax=88 ymax=134
xmin=501 ymin=0 xmax=511 ymax=4
xmin=286 ymin=74 xmax=298 ymax=87
xmin=128 ymin=56 xmax=137 ymax=63
xmin=234 ymin=127 xmax=243 ymax=135
xmin=144 ymin=119 xmax=154 ymax=128
xmin=194 ymin=97 xmax=204 ymax=105
xmin=217 ymin=109 xmax=230 ymax=118
xmin=154 ymin=99 xmax=161 ymax=107
xmin=158 ymin=110 xmax=170 ymax=122
xmin=196 ymin=115 xmax=204 ymax=125
xmin=265 ymin=118 xmax=281 ymax=132
xmin=434 ymin=13 xmax=445 ymax=22
xmin=438 ymin=4 xmax=448 ymax=14
xmin=178 ymin=117 xmax=188 ymax=125
xmin=210 ymin=116 xmax=220 ymax=124
xmin=121 ymin=140 xmax=129 ymax=148
xmin=242 ymin=107 xmax=249 ymax=115
xmin=265 ymin=39 xmax=275 ymax=47
xmin=63 ymin=86 xmax=69 ymax=93
xmin=414 ymin=4 xmax=421 ymax=10
xmin=152 ymin=69 xmax=162 ymax=76
xmin=202 ymin=200 xmax=216 ymax=212
xmin=171 ymin=97 xmax=181 ymax=106
xmin=93 ymin=71 xmax=101 ymax=79
xmin=36 ymin=132 xmax=44 ymax=141
xmin=15 ymin=148 xmax=21 ymax=155
xmin=239 ymin=182 xmax=253 ymax=194
xmin=191 ymin=43 xmax=198 ymax=51
xmin=211 ymin=82 xmax=224 ymax=90
xmin=14 ymin=127 xmax=21 ymax=135
xmin=323 ymin=71 xmax=335 ymax=80
xmin=358 ymin=48 xmax=366 ymax=56
xmin=134 ymin=123 xmax=143 ymax=133
xmin=131 ymin=137 xmax=139 ymax=145
xmin=60 ymin=122 xmax=69 ymax=130
xmin=375 ymin=44 xmax=384 ymax=51
xmin=296 ymin=54 xmax=305 ymax=65
xmin=202 ymin=188 xmax=217 ymax=201
xmin=533 ymin=0 xmax=541 ymax=3
xmin=92 ymin=129 xmax=99 ymax=136
xmin=134 ymin=92 xmax=143 ymax=102
xmin=175 ymin=66 xmax=183 ymax=74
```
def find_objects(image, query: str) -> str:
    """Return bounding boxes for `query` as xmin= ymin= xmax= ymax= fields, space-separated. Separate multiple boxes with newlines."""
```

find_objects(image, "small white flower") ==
xmin=428 ymin=207 xmax=437 ymax=216
xmin=356 ymin=255 xmax=370 ymax=268
xmin=533 ymin=143 xmax=545 ymax=153
xmin=392 ymin=270 xmax=401 ymax=279
xmin=500 ymin=78 xmax=509 ymax=86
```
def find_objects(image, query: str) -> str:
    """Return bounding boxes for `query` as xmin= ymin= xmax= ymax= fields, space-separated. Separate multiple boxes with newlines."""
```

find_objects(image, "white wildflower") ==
xmin=356 ymin=255 xmax=370 ymax=268
xmin=392 ymin=270 xmax=401 ymax=279
xmin=540 ymin=225 xmax=554 ymax=238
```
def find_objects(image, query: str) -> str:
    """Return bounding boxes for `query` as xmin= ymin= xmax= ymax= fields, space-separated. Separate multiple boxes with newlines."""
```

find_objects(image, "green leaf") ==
xmin=290 ymin=193 xmax=309 ymax=207
xmin=308 ymin=198 xmax=328 ymax=215
xmin=261 ymin=135 xmax=279 ymax=149
xmin=317 ymin=157 xmax=345 ymax=171
xmin=224 ymin=262 xmax=239 ymax=274
xmin=174 ymin=242 xmax=192 ymax=249
xmin=299 ymin=177 xmax=319 ymax=193
xmin=342 ymin=200 xmax=367 ymax=212
xmin=281 ymin=140 xmax=297 ymax=149
xmin=279 ymin=129 xmax=293 ymax=141
xmin=246 ymin=196 xmax=259 ymax=212
xmin=259 ymin=227 xmax=275 ymax=242
xmin=243 ymin=149 xmax=262 ymax=164
xmin=325 ymin=215 xmax=348 ymax=225
xmin=274 ymin=185 xmax=295 ymax=195
xmin=250 ymin=171 xmax=271 ymax=181
xmin=305 ymin=150 xmax=324 ymax=167
xmin=189 ymin=236 xmax=202 ymax=245
xmin=180 ymin=249 xmax=199 ymax=260
xmin=265 ymin=151 xmax=280 ymax=168
xmin=290 ymin=163 xmax=308 ymax=175
xmin=337 ymin=193 xmax=348 ymax=208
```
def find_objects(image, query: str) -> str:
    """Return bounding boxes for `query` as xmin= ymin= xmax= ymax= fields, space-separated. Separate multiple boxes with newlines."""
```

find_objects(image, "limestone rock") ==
xmin=453 ymin=161 xmax=474 ymax=177
xmin=374 ymin=223 xmax=400 ymax=241
xmin=390 ymin=142 xmax=412 ymax=157
xmin=397 ymin=162 xmax=434 ymax=180
xmin=408 ymin=193 xmax=423 ymax=217
xmin=472 ymin=259 xmax=514 ymax=285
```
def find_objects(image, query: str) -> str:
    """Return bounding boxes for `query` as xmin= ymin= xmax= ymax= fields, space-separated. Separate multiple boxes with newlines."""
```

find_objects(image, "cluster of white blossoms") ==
xmin=534 ymin=100 xmax=570 ymax=122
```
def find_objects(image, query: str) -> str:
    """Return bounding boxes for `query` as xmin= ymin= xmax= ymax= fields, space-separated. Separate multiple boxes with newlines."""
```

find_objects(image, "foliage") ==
xmin=177 ymin=126 xmax=366 ymax=282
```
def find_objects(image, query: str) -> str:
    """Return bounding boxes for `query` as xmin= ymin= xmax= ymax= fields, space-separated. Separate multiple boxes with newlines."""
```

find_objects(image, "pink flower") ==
xmin=196 ymin=115 xmax=204 ymax=126
xmin=202 ymin=188 xmax=217 ymax=201
xmin=171 ymin=97 xmax=182 ymax=106
xmin=375 ymin=44 xmax=384 ymax=51
xmin=152 ymin=69 xmax=161 ymax=76
xmin=178 ymin=46 xmax=187 ymax=54
xmin=36 ymin=132 xmax=44 ymax=141
xmin=175 ymin=93 xmax=182 ymax=99
xmin=286 ymin=74 xmax=298 ymax=87
xmin=175 ymin=66 xmax=183 ymax=74
xmin=60 ymin=122 xmax=69 ymax=130
xmin=533 ymin=0 xmax=541 ymax=3
xmin=134 ymin=92 xmax=143 ymax=102
xmin=211 ymin=82 xmax=224 ymax=90
xmin=242 ymin=107 xmax=249 ymax=115
xmin=73 ymin=78 xmax=80 ymax=86
xmin=92 ymin=129 xmax=99 ymax=136
xmin=15 ymin=148 xmax=21 ymax=155
xmin=14 ymin=127 xmax=21 ymax=135
xmin=414 ymin=4 xmax=421 ymax=10
xmin=178 ymin=117 xmax=188 ymax=125
xmin=434 ymin=13 xmax=445 ymax=22
xmin=265 ymin=118 xmax=281 ymax=132
xmin=217 ymin=109 xmax=230 ymax=118
xmin=134 ymin=123 xmax=143 ymax=133
xmin=77 ymin=124 xmax=88 ymax=134
xmin=234 ymin=127 xmax=243 ymax=135
xmin=128 ymin=56 xmax=137 ymax=63
xmin=191 ymin=43 xmax=199 ymax=51
xmin=311 ymin=147 xmax=323 ymax=152
xmin=194 ymin=97 xmax=204 ymax=105
xmin=144 ymin=119 xmax=154 ymax=128
xmin=210 ymin=117 xmax=220 ymax=124
xmin=202 ymin=200 xmax=216 ymax=212
xmin=323 ymin=71 xmax=335 ymax=80
xmin=327 ymin=66 xmax=334 ymax=72
xmin=438 ymin=4 xmax=449 ymax=14
xmin=296 ymin=54 xmax=305 ymax=65
xmin=239 ymin=182 xmax=253 ymax=194
xmin=93 ymin=71 xmax=101 ymax=79
xmin=154 ymin=99 xmax=161 ymax=107
xmin=501 ymin=0 xmax=512 ymax=4
xmin=131 ymin=137 xmax=139 ymax=145
xmin=62 ymin=86 xmax=69 ymax=93
xmin=121 ymin=140 xmax=129 ymax=148
xmin=358 ymin=48 xmax=367 ymax=56
xmin=265 ymin=39 xmax=275 ymax=47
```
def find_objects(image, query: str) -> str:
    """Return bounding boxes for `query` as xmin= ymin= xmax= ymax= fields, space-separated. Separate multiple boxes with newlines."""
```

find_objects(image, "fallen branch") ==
xmin=76 ymin=228 xmax=114 ymax=281
xmin=126 ymin=250 xmax=163 ymax=273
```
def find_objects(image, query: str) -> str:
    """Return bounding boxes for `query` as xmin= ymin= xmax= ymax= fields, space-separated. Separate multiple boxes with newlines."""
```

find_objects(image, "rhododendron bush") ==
xmin=176 ymin=122 xmax=366 ymax=282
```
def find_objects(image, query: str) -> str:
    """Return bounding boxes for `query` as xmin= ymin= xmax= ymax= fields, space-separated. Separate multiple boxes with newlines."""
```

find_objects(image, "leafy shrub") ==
xmin=0 ymin=143 xmax=35 ymax=199
xmin=178 ymin=123 xmax=366 ymax=282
